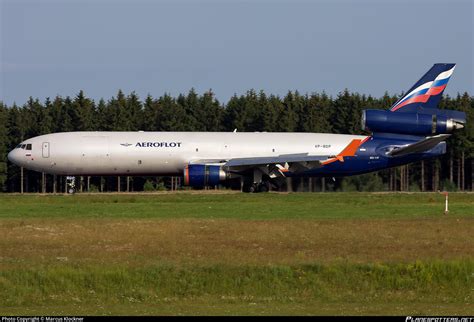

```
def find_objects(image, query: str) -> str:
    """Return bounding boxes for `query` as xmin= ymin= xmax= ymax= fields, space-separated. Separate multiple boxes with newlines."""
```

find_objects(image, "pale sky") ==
xmin=1 ymin=0 xmax=473 ymax=105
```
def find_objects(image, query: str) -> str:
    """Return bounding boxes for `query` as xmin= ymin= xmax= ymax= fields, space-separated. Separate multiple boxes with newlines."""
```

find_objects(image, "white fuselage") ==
xmin=8 ymin=131 xmax=367 ymax=175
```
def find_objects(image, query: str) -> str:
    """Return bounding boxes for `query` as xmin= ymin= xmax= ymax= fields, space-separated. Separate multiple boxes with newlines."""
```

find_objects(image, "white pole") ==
xmin=444 ymin=192 xmax=449 ymax=215
xmin=20 ymin=167 xmax=24 ymax=194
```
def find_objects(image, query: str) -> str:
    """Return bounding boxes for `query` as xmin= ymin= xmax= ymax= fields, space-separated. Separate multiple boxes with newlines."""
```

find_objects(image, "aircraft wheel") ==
xmin=68 ymin=188 xmax=75 ymax=194
xmin=243 ymin=182 xmax=265 ymax=193
xmin=248 ymin=184 xmax=257 ymax=193
xmin=242 ymin=183 xmax=253 ymax=193
xmin=258 ymin=182 xmax=269 ymax=193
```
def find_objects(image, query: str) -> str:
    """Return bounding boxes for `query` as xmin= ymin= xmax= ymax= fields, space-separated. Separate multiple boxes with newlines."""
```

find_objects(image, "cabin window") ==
xmin=26 ymin=144 xmax=32 ymax=150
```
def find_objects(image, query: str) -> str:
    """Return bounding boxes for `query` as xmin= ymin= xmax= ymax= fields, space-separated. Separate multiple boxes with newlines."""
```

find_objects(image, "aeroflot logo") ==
xmin=135 ymin=142 xmax=182 ymax=148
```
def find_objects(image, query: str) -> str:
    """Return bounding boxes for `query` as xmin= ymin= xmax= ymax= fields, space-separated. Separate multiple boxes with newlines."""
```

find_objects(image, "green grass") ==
xmin=0 ymin=192 xmax=473 ymax=219
xmin=1 ymin=260 xmax=472 ymax=315
xmin=0 ymin=192 xmax=473 ymax=315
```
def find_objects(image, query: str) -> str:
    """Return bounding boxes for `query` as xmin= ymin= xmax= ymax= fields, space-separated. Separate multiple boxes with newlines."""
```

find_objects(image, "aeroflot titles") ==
xmin=136 ymin=142 xmax=182 ymax=147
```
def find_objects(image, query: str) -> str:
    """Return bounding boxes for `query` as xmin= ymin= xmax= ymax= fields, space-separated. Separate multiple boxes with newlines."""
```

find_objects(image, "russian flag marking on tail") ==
xmin=390 ymin=64 xmax=455 ymax=112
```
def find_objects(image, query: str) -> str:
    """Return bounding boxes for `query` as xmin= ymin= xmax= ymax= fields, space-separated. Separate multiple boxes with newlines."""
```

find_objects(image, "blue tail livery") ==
xmin=362 ymin=64 xmax=465 ymax=136
xmin=390 ymin=63 xmax=455 ymax=113
xmin=309 ymin=63 xmax=467 ymax=179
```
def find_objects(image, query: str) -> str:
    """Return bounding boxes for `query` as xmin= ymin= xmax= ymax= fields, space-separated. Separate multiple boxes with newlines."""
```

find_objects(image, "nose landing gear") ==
xmin=66 ymin=176 xmax=76 ymax=194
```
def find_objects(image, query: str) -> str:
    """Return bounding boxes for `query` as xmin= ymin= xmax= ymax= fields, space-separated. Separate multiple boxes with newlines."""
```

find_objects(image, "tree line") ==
xmin=0 ymin=89 xmax=472 ymax=193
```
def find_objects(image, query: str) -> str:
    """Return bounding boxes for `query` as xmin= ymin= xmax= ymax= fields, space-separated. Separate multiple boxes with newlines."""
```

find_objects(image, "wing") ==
xmin=189 ymin=138 xmax=368 ymax=178
xmin=190 ymin=136 xmax=370 ymax=174
xmin=224 ymin=154 xmax=329 ymax=167
xmin=226 ymin=153 xmax=332 ymax=176
xmin=387 ymin=134 xmax=450 ymax=157
xmin=190 ymin=153 xmax=329 ymax=175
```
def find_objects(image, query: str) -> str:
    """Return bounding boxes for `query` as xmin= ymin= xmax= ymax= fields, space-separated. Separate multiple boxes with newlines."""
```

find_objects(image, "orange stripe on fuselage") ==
xmin=339 ymin=139 xmax=362 ymax=157
xmin=185 ymin=165 xmax=190 ymax=185
xmin=321 ymin=137 xmax=370 ymax=166
xmin=360 ymin=136 xmax=371 ymax=145
xmin=321 ymin=158 xmax=338 ymax=166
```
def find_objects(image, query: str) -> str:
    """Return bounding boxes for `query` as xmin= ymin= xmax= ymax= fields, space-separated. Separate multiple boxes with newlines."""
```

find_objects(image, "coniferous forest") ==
xmin=0 ymin=89 xmax=473 ymax=193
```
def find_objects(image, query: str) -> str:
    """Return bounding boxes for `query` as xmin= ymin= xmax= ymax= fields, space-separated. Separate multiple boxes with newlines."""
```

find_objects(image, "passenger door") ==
xmin=42 ymin=142 xmax=50 ymax=158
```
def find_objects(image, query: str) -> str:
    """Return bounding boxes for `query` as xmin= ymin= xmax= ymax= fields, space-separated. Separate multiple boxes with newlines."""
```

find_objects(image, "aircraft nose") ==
xmin=7 ymin=149 xmax=21 ymax=166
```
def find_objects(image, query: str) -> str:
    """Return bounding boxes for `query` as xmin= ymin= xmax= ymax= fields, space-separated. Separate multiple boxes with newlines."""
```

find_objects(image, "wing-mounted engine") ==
xmin=183 ymin=164 xmax=228 ymax=187
xmin=361 ymin=109 xmax=465 ymax=136
xmin=182 ymin=154 xmax=330 ymax=190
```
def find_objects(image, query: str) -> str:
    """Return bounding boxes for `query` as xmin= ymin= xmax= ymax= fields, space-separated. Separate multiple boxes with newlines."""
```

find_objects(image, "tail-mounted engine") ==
xmin=183 ymin=164 xmax=227 ymax=187
xmin=361 ymin=109 xmax=465 ymax=135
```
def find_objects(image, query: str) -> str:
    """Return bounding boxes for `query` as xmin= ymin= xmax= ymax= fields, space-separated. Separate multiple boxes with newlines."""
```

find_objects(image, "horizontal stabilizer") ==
xmin=388 ymin=134 xmax=450 ymax=157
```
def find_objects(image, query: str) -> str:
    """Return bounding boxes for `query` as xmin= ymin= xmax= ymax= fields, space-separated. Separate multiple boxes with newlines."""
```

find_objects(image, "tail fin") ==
xmin=390 ymin=63 xmax=455 ymax=112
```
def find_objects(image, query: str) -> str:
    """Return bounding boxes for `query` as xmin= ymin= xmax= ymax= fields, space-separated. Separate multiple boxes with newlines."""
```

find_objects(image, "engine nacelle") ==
xmin=183 ymin=164 xmax=227 ymax=187
xmin=361 ymin=109 xmax=465 ymax=135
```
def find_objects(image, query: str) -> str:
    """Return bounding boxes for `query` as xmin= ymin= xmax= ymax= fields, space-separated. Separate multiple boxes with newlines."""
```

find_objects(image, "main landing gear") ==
xmin=242 ymin=168 xmax=273 ymax=193
xmin=243 ymin=181 xmax=270 ymax=193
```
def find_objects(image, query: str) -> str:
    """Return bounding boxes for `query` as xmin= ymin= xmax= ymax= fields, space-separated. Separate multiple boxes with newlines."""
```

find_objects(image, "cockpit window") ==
xmin=26 ymin=144 xmax=32 ymax=150
xmin=21 ymin=144 xmax=26 ymax=149
xmin=16 ymin=144 xmax=21 ymax=148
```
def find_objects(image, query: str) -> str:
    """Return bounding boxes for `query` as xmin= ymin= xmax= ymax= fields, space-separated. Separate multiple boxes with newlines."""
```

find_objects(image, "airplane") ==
xmin=7 ymin=63 xmax=466 ymax=193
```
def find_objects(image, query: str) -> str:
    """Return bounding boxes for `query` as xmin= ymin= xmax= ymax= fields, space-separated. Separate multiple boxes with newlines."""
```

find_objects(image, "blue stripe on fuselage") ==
xmin=287 ymin=137 xmax=446 ymax=178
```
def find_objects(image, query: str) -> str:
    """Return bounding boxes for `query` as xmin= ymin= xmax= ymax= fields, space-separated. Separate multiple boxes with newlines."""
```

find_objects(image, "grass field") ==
xmin=0 ymin=192 xmax=473 ymax=315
